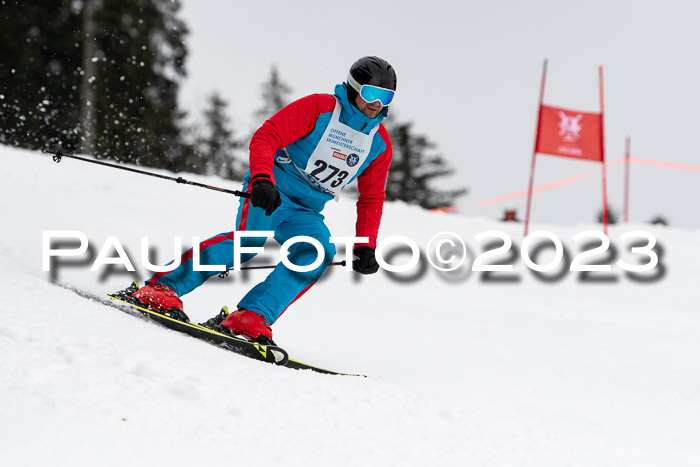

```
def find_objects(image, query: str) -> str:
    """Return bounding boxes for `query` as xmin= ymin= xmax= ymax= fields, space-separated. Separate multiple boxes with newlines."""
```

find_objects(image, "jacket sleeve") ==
xmin=248 ymin=94 xmax=336 ymax=185
xmin=355 ymin=124 xmax=392 ymax=250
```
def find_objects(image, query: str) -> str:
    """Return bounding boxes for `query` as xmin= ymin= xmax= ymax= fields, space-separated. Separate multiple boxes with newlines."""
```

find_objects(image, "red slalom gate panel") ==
xmin=535 ymin=105 xmax=604 ymax=163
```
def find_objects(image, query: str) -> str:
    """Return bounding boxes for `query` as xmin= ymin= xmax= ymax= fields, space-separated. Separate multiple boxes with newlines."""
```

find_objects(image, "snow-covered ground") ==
xmin=1 ymin=146 xmax=698 ymax=466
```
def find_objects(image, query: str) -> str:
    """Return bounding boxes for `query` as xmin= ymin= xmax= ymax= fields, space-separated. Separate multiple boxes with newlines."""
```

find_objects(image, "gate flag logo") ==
xmin=535 ymin=104 xmax=604 ymax=162
xmin=558 ymin=112 xmax=582 ymax=142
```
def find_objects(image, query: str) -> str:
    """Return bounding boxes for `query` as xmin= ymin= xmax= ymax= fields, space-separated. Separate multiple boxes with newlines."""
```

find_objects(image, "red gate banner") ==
xmin=535 ymin=105 xmax=604 ymax=162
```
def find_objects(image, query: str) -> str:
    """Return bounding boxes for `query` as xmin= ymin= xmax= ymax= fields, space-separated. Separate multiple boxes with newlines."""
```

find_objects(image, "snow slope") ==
xmin=1 ymin=146 xmax=699 ymax=466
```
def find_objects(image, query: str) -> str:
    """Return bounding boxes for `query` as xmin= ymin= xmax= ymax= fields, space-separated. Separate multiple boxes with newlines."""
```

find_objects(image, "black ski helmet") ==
xmin=346 ymin=56 xmax=397 ymax=106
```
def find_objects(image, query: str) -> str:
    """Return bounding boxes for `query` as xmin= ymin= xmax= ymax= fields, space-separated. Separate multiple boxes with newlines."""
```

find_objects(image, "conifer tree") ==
xmin=0 ymin=1 xmax=84 ymax=151
xmin=254 ymin=65 xmax=292 ymax=123
xmin=649 ymin=215 xmax=668 ymax=226
xmin=385 ymin=119 xmax=467 ymax=209
xmin=86 ymin=0 xmax=188 ymax=170
xmin=197 ymin=92 xmax=246 ymax=180
xmin=0 ymin=0 xmax=189 ymax=171
xmin=596 ymin=205 xmax=618 ymax=224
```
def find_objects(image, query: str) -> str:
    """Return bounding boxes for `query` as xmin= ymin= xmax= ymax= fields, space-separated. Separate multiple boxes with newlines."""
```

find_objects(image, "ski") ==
xmin=57 ymin=283 xmax=352 ymax=375
xmin=107 ymin=292 xmax=291 ymax=366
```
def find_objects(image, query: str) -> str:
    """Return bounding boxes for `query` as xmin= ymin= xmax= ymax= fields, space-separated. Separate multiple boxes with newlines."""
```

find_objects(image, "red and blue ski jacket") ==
xmin=247 ymin=83 xmax=393 ymax=249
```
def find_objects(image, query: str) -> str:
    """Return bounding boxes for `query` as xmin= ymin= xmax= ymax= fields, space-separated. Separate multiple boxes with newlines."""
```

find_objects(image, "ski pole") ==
xmin=219 ymin=261 xmax=346 ymax=278
xmin=48 ymin=147 xmax=250 ymax=198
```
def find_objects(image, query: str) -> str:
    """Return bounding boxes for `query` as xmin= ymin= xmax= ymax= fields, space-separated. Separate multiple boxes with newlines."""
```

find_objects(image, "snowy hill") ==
xmin=1 ymin=145 xmax=699 ymax=466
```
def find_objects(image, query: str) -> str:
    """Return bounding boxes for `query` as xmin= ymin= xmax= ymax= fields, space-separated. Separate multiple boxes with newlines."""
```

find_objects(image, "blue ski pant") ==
xmin=148 ymin=186 xmax=336 ymax=324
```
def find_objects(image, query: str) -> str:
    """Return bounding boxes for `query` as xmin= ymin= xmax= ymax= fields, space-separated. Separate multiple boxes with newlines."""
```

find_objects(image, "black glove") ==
xmin=250 ymin=179 xmax=281 ymax=216
xmin=353 ymin=247 xmax=379 ymax=275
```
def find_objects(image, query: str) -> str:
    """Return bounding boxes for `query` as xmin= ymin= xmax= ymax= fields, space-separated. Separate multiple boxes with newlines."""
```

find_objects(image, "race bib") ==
xmin=303 ymin=99 xmax=378 ymax=194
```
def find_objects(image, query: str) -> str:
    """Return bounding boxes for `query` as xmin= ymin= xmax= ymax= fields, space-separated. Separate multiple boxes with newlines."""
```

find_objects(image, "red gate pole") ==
xmin=624 ymin=136 xmax=631 ymax=223
xmin=599 ymin=66 xmax=608 ymax=234
xmin=524 ymin=59 xmax=548 ymax=236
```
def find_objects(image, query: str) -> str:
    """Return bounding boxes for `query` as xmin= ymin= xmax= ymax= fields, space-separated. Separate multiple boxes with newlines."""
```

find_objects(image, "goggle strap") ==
xmin=347 ymin=73 xmax=363 ymax=93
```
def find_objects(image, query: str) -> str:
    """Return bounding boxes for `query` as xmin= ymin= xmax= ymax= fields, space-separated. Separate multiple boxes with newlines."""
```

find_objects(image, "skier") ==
xmin=127 ymin=56 xmax=397 ymax=345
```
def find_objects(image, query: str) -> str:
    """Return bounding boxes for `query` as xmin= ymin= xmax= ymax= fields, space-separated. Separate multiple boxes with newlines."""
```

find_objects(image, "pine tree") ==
xmin=0 ymin=1 xmax=189 ymax=170
xmin=87 ymin=0 xmax=188 ymax=170
xmin=197 ymin=92 xmax=246 ymax=180
xmin=254 ymin=64 xmax=292 ymax=123
xmin=649 ymin=215 xmax=668 ymax=226
xmin=596 ymin=204 xmax=619 ymax=224
xmin=385 ymin=119 xmax=467 ymax=209
xmin=0 ymin=1 xmax=84 ymax=152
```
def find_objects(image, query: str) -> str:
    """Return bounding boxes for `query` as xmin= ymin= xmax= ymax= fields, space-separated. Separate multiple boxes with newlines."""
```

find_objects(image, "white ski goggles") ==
xmin=347 ymin=73 xmax=395 ymax=106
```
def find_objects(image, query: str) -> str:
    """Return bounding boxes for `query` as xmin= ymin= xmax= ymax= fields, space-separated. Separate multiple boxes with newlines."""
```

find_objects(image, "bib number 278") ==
xmin=310 ymin=160 xmax=349 ymax=188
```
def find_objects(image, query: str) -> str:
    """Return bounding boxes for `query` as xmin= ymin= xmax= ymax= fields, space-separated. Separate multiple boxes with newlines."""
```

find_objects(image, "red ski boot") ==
xmin=221 ymin=308 xmax=274 ymax=344
xmin=131 ymin=283 xmax=188 ymax=322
